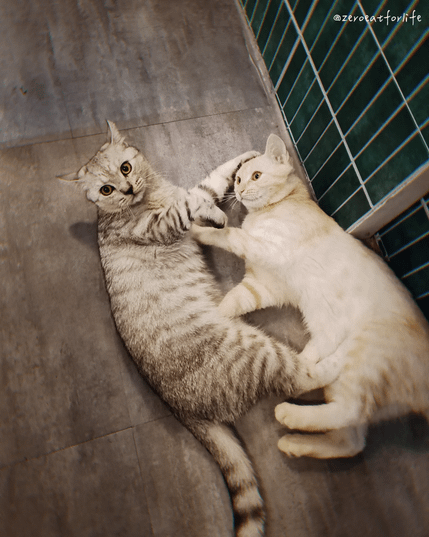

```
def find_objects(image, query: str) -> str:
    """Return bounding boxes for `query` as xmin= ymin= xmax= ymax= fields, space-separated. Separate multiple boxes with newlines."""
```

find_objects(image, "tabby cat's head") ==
xmin=60 ymin=122 xmax=152 ymax=213
xmin=234 ymin=134 xmax=303 ymax=210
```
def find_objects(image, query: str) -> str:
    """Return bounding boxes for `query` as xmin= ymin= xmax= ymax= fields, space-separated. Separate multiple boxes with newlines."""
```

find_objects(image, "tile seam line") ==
xmin=308 ymin=0 xmax=359 ymax=81
xmin=287 ymin=1 xmax=366 ymax=134
xmin=0 ymin=106 xmax=273 ymax=151
xmin=254 ymin=0 xmax=268 ymax=40
xmin=357 ymin=0 xmax=429 ymax=154
xmin=260 ymin=1 xmax=283 ymax=56
xmin=267 ymin=17 xmax=292 ymax=72
xmin=45 ymin=21 xmax=74 ymax=141
xmin=294 ymin=94 xmax=325 ymax=145
xmin=316 ymin=160 xmax=353 ymax=202
xmin=274 ymin=38 xmax=304 ymax=94
xmin=282 ymin=0 xmax=373 ymax=209
xmin=302 ymin=117 xmax=336 ymax=163
xmin=0 ymin=417 xmax=172 ymax=471
xmin=289 ymin=78 xmax=316 ymax=125
xmin=342 ymin=161 xmax=429 ymax=227
xmin=388 ymin=229 xmax=429 ymax=260
xmin=118 ymin=105 xmax=276 ymax=136
xmin=377 ymin=0 xmax=421 ymax=51
xmin=273 ymin=0 xmax=319 ymax=93
xmin=305 ymin=0 xmax=345 ymax=57
xmin=378 ymin=198 xmax=427 ymax=237
xmin=361 ymin=130 xmax=426 ymax=186
xmin=0 ymin=426 xmax=132 ymax=470
xmin=340 ymin=75 xmax=393 ymax=140
xmin=352 ymin=101 xmax=407 ymax=162
xmin=330 ymin=184 xmax=367 ymax=219
xmin=249 ymin=0 xmax=260 ymax=26
xmin=400 ymin=260 xmax=429 ymax=280
xmin=422 ymin=197 xmax=429 ymax=220
xmin=131 ymin=426 xmax=156 ymax=537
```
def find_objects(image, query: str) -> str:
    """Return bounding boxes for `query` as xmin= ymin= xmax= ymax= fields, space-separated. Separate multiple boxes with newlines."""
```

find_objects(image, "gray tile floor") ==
xmin=1 ymin=1 xmax=428 ymax=536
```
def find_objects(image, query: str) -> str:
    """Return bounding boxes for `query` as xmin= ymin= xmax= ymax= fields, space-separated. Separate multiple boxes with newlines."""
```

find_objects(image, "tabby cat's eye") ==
xmin=252 ymin=172 xmax=261 ymax=181
xmin=100 ymin=185 xmax=115 ymax=196
xmin=120 ymin=161 xmax=132 ymax=176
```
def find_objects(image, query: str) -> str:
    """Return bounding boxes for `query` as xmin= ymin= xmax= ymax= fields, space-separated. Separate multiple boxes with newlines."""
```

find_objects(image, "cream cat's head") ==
xmin=234 ymin=134 xmax=304 ymax=210
xmin=60 ymin=122 xmax=153 ymax=213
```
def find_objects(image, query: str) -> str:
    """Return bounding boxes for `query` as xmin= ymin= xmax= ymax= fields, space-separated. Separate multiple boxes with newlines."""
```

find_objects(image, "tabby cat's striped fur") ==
xmin=62 ymin=122 xmax=339 ymax=536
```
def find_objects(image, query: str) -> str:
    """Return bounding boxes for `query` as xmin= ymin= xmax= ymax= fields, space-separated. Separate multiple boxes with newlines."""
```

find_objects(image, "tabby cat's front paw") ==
xmin=233 ymin=150 xmax=260 ymax=176
xmin=237 ymin=150 xmax=260 ymax=164
xmin=205 ymin=205 xmax=228 ymax=229
xmin=220 ymin=150 xmax=260 ymax=182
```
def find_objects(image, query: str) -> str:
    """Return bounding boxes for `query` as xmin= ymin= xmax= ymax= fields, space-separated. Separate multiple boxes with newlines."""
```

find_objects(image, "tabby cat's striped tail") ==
xmin=185 ymin=419 xmax=265 ymax=537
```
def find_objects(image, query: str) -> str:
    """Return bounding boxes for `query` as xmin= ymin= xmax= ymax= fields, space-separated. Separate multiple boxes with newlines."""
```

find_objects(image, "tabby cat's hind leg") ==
xmin=278 ymin=425 xmax=368 ymax=459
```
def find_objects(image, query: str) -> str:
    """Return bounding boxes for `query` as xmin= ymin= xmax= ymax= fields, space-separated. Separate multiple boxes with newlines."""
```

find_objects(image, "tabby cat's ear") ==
xmin=57 ymin=166 xmax=88 ymax=182
xmin=107 ymin=120 xmax=126 ymax=145
xmin=265 ymin=134 xmax=290 ymax=165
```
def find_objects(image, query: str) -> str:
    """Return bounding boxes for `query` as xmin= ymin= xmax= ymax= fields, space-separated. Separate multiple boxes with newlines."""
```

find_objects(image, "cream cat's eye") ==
xmin=120 ymin=161 xmax=132 ymax=175
xmin=100 ymin=185 xmax=115 ymax=196
xmin=252 ymin=172 xmax=261 ymax=181
xmin=236 ymin=176 xmax=241 ymax=184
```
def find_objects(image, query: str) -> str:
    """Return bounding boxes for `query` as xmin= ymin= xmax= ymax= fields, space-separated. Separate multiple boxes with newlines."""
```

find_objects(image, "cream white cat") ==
xmin=191 ymin=133 xmax=429 ymax=459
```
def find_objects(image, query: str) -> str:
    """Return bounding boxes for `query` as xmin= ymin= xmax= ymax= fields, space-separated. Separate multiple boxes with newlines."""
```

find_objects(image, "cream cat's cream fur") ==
xmin=192 ymin=134 xmax=429 ymax=459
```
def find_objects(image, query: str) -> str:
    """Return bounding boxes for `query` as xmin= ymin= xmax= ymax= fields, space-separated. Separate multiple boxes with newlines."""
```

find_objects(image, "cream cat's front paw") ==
xmin=297 ymin=341 xmax=321 ymax=366
xmin=275 ymin=402 xmax=302 ymax=430
xmin=218 ymin=295 xmax=242 ymax=318
xmin=190 ymin=223 xmax=219 ymax=244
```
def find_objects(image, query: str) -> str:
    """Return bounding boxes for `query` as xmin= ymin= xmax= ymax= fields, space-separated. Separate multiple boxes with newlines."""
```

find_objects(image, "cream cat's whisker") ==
xmin=224 ymin=196 xmax=239 ymax=210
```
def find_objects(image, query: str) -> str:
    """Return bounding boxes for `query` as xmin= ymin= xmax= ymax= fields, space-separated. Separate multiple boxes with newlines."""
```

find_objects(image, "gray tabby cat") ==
xmin=61 ymin=122 xmax=340 ymax=537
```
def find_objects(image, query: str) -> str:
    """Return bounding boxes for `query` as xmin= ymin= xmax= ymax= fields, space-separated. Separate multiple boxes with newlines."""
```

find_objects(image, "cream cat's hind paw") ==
xmin=277 ymin=434 xmax=311 ymax=458
xmin=278 ymin=427 xmax=367 ymax=459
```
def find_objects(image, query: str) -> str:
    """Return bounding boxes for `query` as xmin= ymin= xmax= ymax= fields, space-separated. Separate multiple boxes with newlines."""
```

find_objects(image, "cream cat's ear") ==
xmin=265 ymin=134 xmax=290 ymax=165
xmin=107 ymin=120 xmax=126 ymax=145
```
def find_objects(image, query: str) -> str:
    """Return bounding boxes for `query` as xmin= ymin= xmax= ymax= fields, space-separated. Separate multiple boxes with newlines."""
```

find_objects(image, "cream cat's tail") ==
xmin=184 ymin=418 xmax=265 ymax=537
